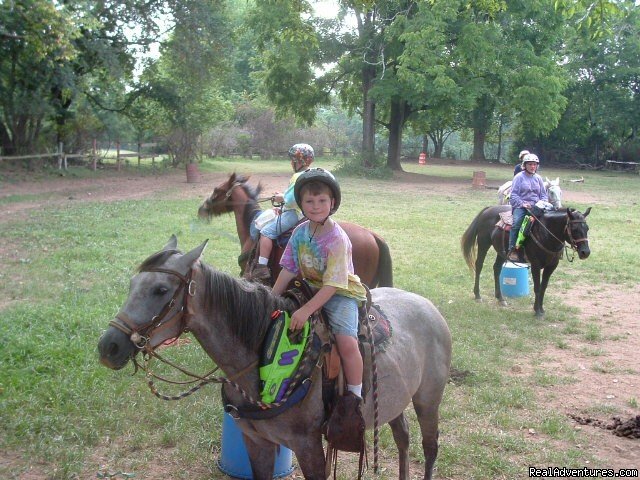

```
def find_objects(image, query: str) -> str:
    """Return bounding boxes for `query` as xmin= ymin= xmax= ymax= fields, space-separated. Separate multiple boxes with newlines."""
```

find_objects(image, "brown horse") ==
xmin=197 ymin=173 xmax=393 ymax=287
xmin=98 ymin=236 xmax=451 ymax=480
xmin=461 ymin=205 xmax=591 ymax=317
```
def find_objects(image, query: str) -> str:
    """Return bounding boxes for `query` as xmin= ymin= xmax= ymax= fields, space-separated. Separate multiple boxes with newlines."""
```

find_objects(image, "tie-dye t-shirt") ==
xmin=280 ymin=221 xmax=367 ymax=302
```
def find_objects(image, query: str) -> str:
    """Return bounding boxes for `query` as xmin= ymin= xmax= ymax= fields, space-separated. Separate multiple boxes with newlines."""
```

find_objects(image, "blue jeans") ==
xmin=509 ymin=207 xmax=528 ymax=250
xmin=322 ymin=295 xmax=360 ymax=338
xmin=260 ymin=209 xmax=301 ymax=240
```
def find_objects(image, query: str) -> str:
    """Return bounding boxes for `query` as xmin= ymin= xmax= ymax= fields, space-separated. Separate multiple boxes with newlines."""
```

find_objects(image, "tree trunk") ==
xmin=422 ymin=134 xmax=428 ymax=154
xmin=429 ymin=131 xmax=445 ymax=158
xmin=386 ymin=98 xmax=406 ymax=171
xmin=362 ymin=64 xmax=376 ymax=167
xmin=472 ymin=127 xmax=486 ymax=161
xmin=471 ymin=96 xmax=493 ymax=161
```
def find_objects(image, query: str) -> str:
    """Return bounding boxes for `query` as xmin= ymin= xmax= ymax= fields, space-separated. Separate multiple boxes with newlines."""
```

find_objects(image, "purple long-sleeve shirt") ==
xmin=510 ymin=172 xmax=548 ymax=209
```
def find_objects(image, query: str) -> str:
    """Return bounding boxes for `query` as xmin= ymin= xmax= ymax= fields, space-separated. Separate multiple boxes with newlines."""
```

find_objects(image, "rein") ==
xmin=528 ymin=212 xmax=589 ymax=261
xmin=206 ymin=180 xmax=274 ymax=209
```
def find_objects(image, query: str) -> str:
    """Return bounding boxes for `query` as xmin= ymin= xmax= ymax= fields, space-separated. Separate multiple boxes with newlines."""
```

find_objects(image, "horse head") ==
xmin=197 ymin=173 xmax=262 ymax=221
xmin=566 ymin=207 xmax=591 ymax=259
xmin=98 ymin=235 xmax=207 ymax=370
xmin=545 ymin=177 xmax=562 ymax=208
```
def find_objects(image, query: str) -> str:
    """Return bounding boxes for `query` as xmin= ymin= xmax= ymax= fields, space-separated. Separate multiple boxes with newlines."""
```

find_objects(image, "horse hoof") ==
xmin=535 ymin=311 xmax=544 ymax=318
xmin=499 ymin=300 xmax=508 ymax=307
xmin=475 ymin=298 xmax=483 ymax=303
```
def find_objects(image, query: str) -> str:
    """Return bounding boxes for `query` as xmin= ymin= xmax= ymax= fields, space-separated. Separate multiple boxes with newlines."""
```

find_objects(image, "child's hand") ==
xmin=290 ymin=308 xmax=311 ymax=330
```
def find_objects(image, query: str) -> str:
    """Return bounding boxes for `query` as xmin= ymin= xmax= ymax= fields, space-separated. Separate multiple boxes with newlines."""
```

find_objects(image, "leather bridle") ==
xmin=528 ymin=213 xmax=589 ymax=256
xmin=109 ymin=266 xmax=196 ymax=350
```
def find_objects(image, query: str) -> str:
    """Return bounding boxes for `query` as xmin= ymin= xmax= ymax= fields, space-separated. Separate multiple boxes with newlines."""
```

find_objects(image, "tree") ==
xmin=0 ymin=1 xmax=77 ymax=153
xmin=397 ymin=0 xmax=569 ymax=161
xmin=524 ymin=3 xmax=640 ymax=166
xmin=0 ymin=0 xmax=174 ymax=155
xmin=131 ymin=0 xmax=234 ymax=165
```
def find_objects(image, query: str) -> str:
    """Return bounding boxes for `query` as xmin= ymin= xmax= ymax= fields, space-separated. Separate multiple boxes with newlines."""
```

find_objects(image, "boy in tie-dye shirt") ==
xmin=272 ymin=168 xmax=366 ymax=401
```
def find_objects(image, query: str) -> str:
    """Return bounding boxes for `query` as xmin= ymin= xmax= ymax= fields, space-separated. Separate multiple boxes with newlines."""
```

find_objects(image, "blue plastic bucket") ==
xmin=499 ymin=261 xmax=530 ymax=297
xmin=217 ymin=413 xmax=295 ymax=479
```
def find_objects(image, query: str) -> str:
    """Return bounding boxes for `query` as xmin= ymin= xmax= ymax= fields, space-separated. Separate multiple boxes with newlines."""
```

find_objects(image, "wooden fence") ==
xmin=0 ymin=141 xmax=160 ymax=171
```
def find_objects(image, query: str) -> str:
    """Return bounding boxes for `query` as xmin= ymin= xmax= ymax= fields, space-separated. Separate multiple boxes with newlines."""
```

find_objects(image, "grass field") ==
xmin=1 ymin=158 xmax=638 ymax=479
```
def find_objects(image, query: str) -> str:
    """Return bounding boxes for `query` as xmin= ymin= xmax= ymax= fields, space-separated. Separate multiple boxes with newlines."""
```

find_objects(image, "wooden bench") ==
xmin=606 ymin=160 xmax=639 ymax=173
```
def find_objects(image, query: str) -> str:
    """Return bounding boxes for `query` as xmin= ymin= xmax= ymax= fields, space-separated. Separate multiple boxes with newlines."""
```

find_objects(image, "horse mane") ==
xmin=235 ymin=176 xmax=263 ymax=231
xmin=137 ymin=249 xmax=182 ymax=272
xmin=199 ymin=263 xmax=294 ymax=351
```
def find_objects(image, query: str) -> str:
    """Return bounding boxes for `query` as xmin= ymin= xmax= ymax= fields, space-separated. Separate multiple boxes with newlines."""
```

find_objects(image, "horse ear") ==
xmin=545 ymin=176 xmax=550 ymax=183
xmin=230 ymin=172 xmax=236 ymax=184
xmin=178 ymin=239 xmax=209 ymax=272
xmin=162 ymin=234 xmax=178 ymax=251
xmin=555 ymin=177 xmax=559 ymax=185
xmin=583 ymin=207 xmax=591 ymax=217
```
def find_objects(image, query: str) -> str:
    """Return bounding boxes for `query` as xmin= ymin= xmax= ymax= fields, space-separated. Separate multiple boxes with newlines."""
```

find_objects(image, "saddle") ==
xmin=497 ymin=211 xmax=513 ymax=231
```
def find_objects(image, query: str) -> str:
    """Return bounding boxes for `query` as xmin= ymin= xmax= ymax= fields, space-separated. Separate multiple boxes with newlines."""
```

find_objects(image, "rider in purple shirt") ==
xmin=508 ymin=153 xmax=548 ymax=261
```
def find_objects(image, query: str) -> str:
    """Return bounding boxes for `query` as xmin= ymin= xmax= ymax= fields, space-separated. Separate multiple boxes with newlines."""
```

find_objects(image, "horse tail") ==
xmin=461 ymin=207 xmax=489 ymax=272
xmin=373 ymin=234 xmax=393 ymax=287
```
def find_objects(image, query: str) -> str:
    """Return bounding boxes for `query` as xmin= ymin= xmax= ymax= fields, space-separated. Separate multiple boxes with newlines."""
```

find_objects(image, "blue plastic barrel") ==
xmin=499 ymin=261 xmax=530 ymax=297
xmin=217 ymin=412 xmax=295 ymax=479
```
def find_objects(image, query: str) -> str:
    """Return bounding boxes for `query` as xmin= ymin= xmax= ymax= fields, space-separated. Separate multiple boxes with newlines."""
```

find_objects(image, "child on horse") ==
xmin=272 ymin=168 xmax=367 ymax=407
xmin=251 ymin=143 xmax=315 ymax=283
xmin=513 ymin=149 xmax=529 ymax=176
xmin=508 ymin=153 xmax=548 ymax=262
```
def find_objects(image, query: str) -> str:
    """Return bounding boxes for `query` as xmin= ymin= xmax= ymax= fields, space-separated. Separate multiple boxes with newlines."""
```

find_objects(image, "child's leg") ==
xmin=258 ymin=209 xmax=298 ymax=264
xmin=336 ymin=334 xmax=363 ymax=390
xmin=258 ymin=235 xmax=273 ymax=265
xmin=323 ymin=295 xmax=363 ymax=397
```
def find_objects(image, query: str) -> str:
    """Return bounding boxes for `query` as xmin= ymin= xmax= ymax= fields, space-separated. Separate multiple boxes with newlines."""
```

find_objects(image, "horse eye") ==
xmin=154 ymin=286 xmax=170 ymax=296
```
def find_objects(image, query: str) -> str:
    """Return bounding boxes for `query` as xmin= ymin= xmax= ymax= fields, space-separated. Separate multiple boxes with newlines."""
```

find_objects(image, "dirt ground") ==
xmin=1 ymin=165 xmax=638 ymax=478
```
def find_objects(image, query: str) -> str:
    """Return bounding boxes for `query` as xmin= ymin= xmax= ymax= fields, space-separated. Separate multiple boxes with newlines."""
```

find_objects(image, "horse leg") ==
xmin=290 ymin=435 xmax=326 ymax=480
xmin=473 ymin=245 xmax=490 ymax=301
xmin=389 ymin=413 xmax=410 ymax=480
xmin=413 ymin=399 xmax=439 ymax=480
xmin=535 ymin=264 xmax=557 ymax=317
xmin=493 ymin=256 xmax=507 ymax=306
xmin=242 ymin=434 xmax=277 ymax=480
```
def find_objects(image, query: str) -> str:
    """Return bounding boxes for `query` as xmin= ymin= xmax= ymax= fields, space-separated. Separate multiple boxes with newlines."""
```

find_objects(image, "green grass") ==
xmin=1 ymin=158 xmax=638 ymax=479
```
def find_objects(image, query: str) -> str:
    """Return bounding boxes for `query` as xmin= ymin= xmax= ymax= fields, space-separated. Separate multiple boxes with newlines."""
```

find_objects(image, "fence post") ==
xmin=92 ymin=139 xmax=97 ymax=170
xmin=58 ymin=142 xmax=67 ymax=170
xmin=138 ymin=142 xmax=141 ymax=167
xmin=116 ymin=141 xmax=121 ymax=171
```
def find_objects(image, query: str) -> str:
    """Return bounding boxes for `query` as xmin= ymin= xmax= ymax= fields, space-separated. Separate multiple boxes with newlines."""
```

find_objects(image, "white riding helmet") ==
xmin=518 ymin=150 xmax=530 ymax=160
xmin=522 ymin=153 xmax=540 ymax=165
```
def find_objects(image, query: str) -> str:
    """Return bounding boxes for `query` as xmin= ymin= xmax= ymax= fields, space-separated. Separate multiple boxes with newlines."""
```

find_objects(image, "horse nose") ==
xmin=197 ymin=205 xmax=209 ymax=220
xmin=98 ymin=329 xmax=133 ymax=370
xmin=579 ymin=245 xmax=591 ymax=259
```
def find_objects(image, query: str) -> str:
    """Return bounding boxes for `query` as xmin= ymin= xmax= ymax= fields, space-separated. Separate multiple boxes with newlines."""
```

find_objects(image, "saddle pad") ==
xmin=497 ymin=211 xmax=513 ymax=230
xmin=358 ymin=304 xmax=392 ymax=351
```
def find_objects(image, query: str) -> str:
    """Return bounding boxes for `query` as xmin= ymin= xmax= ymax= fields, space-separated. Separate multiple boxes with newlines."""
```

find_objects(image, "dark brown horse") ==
xmin=197 ymin=173 xmax=393 ymax=288
xmin=98 ymin=236 xmax=452 ymax=480
xmin=461 ymin=205 xmax=592 ymax=317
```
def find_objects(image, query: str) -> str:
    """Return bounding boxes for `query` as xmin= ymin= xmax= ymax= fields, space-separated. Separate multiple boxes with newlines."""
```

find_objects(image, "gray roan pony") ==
xmin=98 ymin=236 xmax=452 ymax=480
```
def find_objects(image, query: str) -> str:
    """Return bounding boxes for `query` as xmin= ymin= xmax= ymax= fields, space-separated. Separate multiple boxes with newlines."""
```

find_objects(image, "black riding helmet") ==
xmin=294 ymin=168 xmax=341 ymax=215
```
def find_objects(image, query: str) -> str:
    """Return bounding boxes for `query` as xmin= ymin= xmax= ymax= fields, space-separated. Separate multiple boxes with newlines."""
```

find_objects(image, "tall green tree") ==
xmin=398 ymin=0 xmax=568 ymax=161
xmin=525 ymin=2 xmax=640 ymax=165
xmin=131 ymin=0 xmax=234 ymax=165
xmin=0 ymin=0 xmax=172 ymax=155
